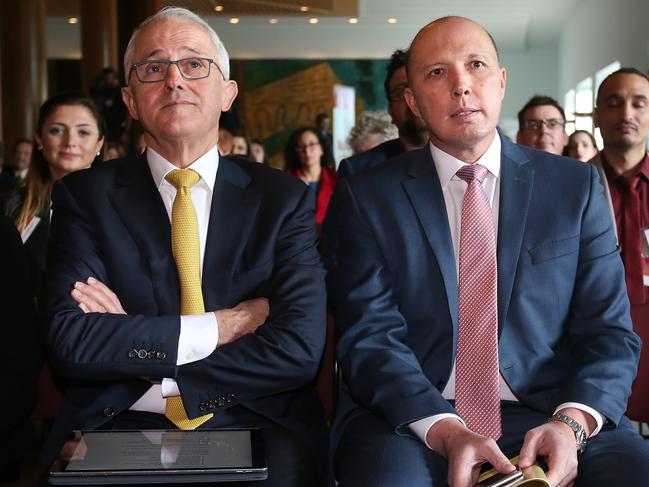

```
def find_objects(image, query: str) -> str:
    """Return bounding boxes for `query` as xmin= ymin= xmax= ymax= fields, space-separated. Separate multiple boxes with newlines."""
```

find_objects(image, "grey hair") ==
xmin=347 ymin=110 xmax=398 ymax=154
xmin=123 ymin=6 xmax=231 ymax=82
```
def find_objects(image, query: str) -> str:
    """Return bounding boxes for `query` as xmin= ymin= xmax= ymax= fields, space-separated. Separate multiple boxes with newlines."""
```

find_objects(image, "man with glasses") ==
xmin=337 ymin=49 xmax=428 ymax=178
xmin=41 ymin=7 xmax=327 ymax=486
xmin=516 ymin=95 xmax=569 ymax=155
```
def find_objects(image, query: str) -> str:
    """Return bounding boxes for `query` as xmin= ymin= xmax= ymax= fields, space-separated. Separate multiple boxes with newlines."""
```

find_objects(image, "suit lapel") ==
xmin=402 ymin=148 xmax=459 ymax=331
xmin=108 ymin=155 xmax=180 ymax=314
xmin=497 ymin=139 xmax=534 ymax=330
xmin=202 ymin=157 xmax=261 ymax=309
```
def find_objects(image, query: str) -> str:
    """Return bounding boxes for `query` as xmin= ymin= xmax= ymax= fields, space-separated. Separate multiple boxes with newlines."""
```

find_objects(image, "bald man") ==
xmin=323 ymin=16 xmax=649 ymax=487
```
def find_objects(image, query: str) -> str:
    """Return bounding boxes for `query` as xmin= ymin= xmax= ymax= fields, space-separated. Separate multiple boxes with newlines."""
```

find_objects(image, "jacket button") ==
xmin=217 ymin=398 xmax=225 ymax=407
xmin=199 ymin=402 xmax=208 ymax=412
xmin=103 ymin=407 xmax=115 ymax=417
xmin=208 ymin=400 xmax=216 ymax=409
xmin=156 ymin=351 xmax=166 ymax=360
xmin=147 ymin=351 xmax=156 ymax=359
xmin=137 ymin=349 xmax=147 ymax=359
xmin=128 ymin=349 xmax=137 ymax=359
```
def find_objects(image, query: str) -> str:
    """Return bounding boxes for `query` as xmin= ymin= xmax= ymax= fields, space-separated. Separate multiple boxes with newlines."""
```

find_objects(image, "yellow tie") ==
xmin=164 ymin=169 xmax=213 ymax=430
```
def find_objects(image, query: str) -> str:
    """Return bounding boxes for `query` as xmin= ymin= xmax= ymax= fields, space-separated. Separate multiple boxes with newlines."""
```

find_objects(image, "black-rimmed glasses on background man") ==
xmin=522 ymin=118 xmax=565 ymax=131
xmin=129 ymin=57 xmax=224 ymax=84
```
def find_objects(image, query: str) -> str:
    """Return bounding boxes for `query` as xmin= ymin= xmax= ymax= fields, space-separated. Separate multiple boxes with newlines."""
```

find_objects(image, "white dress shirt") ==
xmin=409 ymin=133 xmax=603 ymax=447
xmin=129 ymin=146 xmax=220 ymax=413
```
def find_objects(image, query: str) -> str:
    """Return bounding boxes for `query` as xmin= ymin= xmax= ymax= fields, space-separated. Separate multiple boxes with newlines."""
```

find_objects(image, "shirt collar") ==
xmin=429 ymin=131 xmax=501 ymax=187
xmin=601 ymin=151 xmax=649 ymax=185
xmin=147 ymin=145 xmax=219 ymax=191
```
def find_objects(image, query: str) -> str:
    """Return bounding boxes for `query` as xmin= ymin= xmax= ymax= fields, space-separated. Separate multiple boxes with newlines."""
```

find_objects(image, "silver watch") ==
xmin=548 ymin=412 xmax=587 ymax=454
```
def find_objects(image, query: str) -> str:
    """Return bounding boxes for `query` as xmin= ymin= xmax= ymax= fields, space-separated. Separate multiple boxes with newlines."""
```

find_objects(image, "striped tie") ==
xmin=164 ymin=169 xmax=213 ymax=430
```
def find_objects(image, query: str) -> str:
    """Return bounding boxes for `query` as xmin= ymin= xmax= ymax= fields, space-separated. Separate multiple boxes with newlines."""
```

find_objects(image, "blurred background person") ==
xmin=347 ymin=110 xmax=397 ymax=155
xmin=90 ymin=67 xmax=127 ymax=143
xmin=3 ymin=92 xmax=105 ymax=432
xmin=104 ymin=141 xmax=126 ymax=161
xmin=0 ymin=138 xmax=32 ymax=202
xmin=516 ymin=94 xmax=569 ymax=155
xmin=250 ymin=139 xmax=267 ymax=164
xmin=231 ymin=132 xmax=252 ymax=158
xmin=315 ymin=112 xmax=333 ymax=150
xmin=285 ymin=126 xmax=337 ymax=232
xmin=218 ymin=126 xmax=235 ymax=155
xmin=566 ymin=130 xmax=599 ymax=162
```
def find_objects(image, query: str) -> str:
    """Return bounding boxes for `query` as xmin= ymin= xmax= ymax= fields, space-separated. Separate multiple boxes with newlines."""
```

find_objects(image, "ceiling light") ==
xmin=214 ymin=5 xmax=224 ymax=12
xmin=308 ymin=17 xmax=319 ymax=24
xmin=229 ymin=18 xmax=240 ymax=24
xmin=348 ymin=17 xmax=359 ymax=24
xmin=67 ymin=17 xmax=79 ymax=24
xmin=269 ymin=18 xmax=278 ymax=24
xmin=300 ymin=6 xmax=309 ymax=12
xmin=387 ymin=17 xmax=398 ymax=24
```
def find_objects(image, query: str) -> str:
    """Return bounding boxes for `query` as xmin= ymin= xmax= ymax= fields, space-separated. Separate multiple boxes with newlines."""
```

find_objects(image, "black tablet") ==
xmin=48 ymin=428 xmax=267 ymax=485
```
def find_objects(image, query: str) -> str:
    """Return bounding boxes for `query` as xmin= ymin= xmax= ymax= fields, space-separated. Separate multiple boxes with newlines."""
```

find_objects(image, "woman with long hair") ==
xmin=284 ymin=126 xmax=337 ymax=231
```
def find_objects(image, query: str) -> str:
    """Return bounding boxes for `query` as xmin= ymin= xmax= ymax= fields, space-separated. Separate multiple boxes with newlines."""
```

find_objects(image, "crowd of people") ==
xmin=1 ymin=6 xmax=649 ymax=487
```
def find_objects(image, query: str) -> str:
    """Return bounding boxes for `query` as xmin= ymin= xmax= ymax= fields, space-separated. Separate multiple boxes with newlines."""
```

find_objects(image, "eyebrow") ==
xmin=141 ymin=47 xmax=203 ymax=60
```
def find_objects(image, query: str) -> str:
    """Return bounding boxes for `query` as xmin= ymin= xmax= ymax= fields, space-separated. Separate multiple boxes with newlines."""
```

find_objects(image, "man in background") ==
xmin=337 ymin=49 xmax=427 ymax=178
xmin=516 ymin=95 xmax=568 ymax=155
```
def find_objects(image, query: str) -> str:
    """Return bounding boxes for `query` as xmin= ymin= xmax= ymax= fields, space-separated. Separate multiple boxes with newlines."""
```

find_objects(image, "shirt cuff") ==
xmin=554 ymin=402 xmax=604 ymax=436
xmin=409 ymin=414 xmax=466 ymax=449
xmin=177 ymin=312 xmax=218 ymax=365
xmin=161 ymin=378 xmax=180 ymax=397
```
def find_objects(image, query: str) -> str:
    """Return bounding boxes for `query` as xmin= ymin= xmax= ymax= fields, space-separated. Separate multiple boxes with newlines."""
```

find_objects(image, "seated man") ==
xmin=324 ymin=15 xmax=649 ymax=487
xmin=516 ymin=95 xmax=569 ymax=155
xmin=40 ymin=7 xmax=327 ymax=486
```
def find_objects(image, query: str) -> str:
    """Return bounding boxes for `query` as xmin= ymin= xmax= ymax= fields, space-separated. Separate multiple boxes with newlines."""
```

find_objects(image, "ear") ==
xmin=593 ymin=107 xmax=600 ymax=128
xmin=499 ymin=67 xmax=507 ymax=100
xmin=121 ymin=86 xmax=140 ymax=120
xmin=561 ymin=130 xmax=569 ymax=146
xmin=221 ymin=80 xmax=238 ymax=112
xmin=404 ymin=87 xmax=422 ymax=119
xmin=34 ymin=133 xmax=43 ymax=149
xmin=95 ymin=136 xmax=105 ymax=156
xmin=516 ymin=131 xmax=523 ymax=144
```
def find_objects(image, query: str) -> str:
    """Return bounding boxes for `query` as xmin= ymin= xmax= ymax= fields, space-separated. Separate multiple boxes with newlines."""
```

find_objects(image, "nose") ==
xmin=164 ymin=62 xmax=185 ymax=91
xmin=451 ymin=70 xmax=471 ymax=98
xmin=621 ymin=100 xmax=635 ymax=120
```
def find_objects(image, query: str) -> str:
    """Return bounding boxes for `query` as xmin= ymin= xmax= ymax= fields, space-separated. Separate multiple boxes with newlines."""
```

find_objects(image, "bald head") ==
xmin=402 ymin=16 xmax=506 ymax=163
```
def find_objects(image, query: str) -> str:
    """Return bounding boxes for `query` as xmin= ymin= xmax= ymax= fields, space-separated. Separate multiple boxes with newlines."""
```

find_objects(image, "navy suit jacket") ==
xmin=323 ymin=136 xmax=640 ymax=442
xmin=41 ymin=154 xmax=327 ymax=465
xmin=337 ymin=138 xmax=406 ymax=179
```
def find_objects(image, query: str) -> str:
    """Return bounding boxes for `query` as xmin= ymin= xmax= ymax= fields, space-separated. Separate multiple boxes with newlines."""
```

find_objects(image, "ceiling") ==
xmin=46 ymin=0 xmax=581 ymax=58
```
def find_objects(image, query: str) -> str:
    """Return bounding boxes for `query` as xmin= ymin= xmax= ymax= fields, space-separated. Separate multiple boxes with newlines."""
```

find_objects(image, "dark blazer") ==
xmin=337 ymin=138 xmax=406 ymax=179
xmin=324 ymin=137 xmax=639 ymax=444
xmin=41 ymin=154 xmax=327 ymax=465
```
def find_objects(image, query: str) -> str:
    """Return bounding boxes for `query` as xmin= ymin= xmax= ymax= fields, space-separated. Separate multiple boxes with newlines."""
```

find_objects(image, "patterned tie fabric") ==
xmin=164 ymin=169 xmax=213 ymax=430
xmin=618 ymin=176 xmax=646 ymax=305
xmin=454 ymin=164 xmax=502 ymax=440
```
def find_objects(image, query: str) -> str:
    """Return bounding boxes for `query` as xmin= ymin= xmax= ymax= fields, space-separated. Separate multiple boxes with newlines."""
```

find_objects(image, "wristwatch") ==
xmin=548 ymin=412 xmax=587 ymax=454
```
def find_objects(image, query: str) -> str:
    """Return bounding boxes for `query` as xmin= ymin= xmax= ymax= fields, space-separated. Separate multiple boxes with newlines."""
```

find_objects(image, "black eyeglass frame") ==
xmin=128 ymin=57 xmax=225 ymax=85
xmin=521 ymin=118 xmax=566 ymax=131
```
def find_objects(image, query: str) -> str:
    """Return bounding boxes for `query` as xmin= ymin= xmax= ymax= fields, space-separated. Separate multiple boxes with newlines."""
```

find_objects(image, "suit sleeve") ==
xmin=323 ymin=180 xmax=455 ymax=433
xmin=44 ymin=180 xmax=179 ymax=382
xmin=556 ymin=164 xmax=640 ymax=424
xmin=176 ymin=184 xmax=327 ymax=416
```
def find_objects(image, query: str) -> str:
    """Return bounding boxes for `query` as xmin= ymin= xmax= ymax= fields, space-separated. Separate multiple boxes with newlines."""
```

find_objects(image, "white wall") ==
xmin=499 ymin=47 xmax=560 ymax=139
xmin=559 ymin=0 xmax=649 ymax=100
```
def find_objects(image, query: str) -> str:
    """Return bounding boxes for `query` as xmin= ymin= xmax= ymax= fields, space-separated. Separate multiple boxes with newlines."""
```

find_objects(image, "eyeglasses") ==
xmin=522 ymin=118 xmax=565 ymax=131
xmin=388 ymin=82 xmax=408 ymax=102
xmin=129 ymin=57 xmax=224 ymax=84
xmin=296 ymin=141 xmax=321 ymax=151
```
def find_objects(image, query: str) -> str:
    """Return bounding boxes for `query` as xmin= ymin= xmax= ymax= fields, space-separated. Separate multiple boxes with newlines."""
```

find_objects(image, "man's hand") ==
xmin=425 ymin=418 xmax=515 ymax=487
xmin=71 ymin=277 xmax=126 ymax=314
xmin=215 ymin=298 xmax=269 ymax=346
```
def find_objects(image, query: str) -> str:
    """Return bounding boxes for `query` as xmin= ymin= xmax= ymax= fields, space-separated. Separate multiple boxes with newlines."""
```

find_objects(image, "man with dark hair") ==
xmin=337 ymin=49 xmax=427 ymax=178
xmin=591 ymin=67 xmax=649 ymax=423
xmin=325 ymin=16 xmax=649 ymax=487
xmin=516 ymin=95 xmax=569 ymax=155
xmin=0 ymin=139 xmax=32 ymax=199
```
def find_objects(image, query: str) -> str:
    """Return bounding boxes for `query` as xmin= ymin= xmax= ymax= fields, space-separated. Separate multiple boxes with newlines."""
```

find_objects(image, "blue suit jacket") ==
xmin=337 ymin=138 xmax=406 ymax=179
xmin=323 ymin=136 xmax=640 ymax=441
xmin=41 ymin=154 xmax=327 ymax=465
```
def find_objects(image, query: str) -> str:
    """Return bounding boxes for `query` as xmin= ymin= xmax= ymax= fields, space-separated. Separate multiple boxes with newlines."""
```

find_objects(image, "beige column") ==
xmin=80 ymin=0 xmax=119 ymax=93
xmin=0 ymin=0 xmax=47 ymax=161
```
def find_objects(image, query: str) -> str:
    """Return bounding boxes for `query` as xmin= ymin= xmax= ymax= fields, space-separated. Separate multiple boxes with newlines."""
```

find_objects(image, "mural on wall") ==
xmin=229 ymin=58 xmax=389 ymax=168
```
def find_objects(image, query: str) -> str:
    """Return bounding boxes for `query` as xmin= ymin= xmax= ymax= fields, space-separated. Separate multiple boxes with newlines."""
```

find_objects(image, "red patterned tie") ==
xmin=454 ymin=163 xmax=502 ymax=440
xmin=619 ymin=176 xmax=646 ymax=305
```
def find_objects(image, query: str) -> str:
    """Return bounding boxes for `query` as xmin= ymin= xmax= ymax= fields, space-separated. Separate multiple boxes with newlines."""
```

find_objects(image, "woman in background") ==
xmin=566 ymin=130 xmax=599 ymax=162
xmin=284 ymin=126 xmax=337 ymax=232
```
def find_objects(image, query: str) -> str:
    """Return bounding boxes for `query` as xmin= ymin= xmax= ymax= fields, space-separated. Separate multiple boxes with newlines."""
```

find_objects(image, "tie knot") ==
xmin=456 ymin=164 xmax=488 ymax=184
xmin=165 ymin=169 xmax=201 ymax=189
